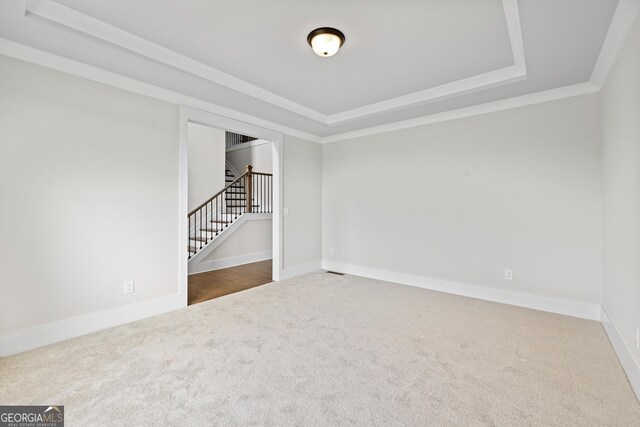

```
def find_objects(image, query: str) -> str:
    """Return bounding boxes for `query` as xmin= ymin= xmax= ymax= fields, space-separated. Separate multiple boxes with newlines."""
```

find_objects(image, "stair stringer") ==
xmin=187 ymin=212 xmax=272 ymax=274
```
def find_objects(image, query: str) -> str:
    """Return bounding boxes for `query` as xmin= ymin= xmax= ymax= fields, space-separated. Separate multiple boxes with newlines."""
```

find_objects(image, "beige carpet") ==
xmin=1 ymin=272 xmax=639 ymax=426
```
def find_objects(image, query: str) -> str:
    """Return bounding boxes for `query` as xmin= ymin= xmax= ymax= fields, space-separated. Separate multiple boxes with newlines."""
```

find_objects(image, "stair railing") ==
xmin=225 ymin=131 xmax=257 ymax=149
xmin=188 ymin=165 xmax=272 ymax=259
xmin=251 ymin=170 xmax=273 ymax=213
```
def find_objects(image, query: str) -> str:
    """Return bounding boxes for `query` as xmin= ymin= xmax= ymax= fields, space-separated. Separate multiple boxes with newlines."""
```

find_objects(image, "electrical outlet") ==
xmin=329 ymin=248 xmax=334 ymax=256
xmin=124 ymin=280 xmax=135 ymax=295
xmin=282 ymin=208 xmax=289 ymax=216
xmin=636 ymin=328 xmax=639 ymax=349
xmin=504 ymin=269 xmax=513 ymax=280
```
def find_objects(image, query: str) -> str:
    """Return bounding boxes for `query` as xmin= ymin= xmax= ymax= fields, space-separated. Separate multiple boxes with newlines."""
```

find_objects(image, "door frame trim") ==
xmin=179 ymin=106 xmax=284 ymax=306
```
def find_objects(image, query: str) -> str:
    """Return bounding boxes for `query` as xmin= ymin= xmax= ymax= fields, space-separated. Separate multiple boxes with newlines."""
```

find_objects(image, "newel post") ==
xmin=245 ymin=165 xmax=253 ymax=213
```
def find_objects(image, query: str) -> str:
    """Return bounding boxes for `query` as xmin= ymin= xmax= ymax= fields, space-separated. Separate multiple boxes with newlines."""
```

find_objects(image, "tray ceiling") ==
xmin=0 ymin=0 xmax=623 ymax=140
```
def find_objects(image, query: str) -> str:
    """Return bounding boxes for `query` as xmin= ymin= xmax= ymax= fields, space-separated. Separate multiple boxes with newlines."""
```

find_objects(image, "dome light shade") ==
xmin=307 ymin=27 xmax=345 ymax=57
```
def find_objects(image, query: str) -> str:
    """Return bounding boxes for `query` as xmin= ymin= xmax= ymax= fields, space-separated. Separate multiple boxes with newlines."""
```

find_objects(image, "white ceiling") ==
xmin=52 ymin=0 xmax=515 ymax=115
xmin=0 ymin=0 xmax=622 ymax=139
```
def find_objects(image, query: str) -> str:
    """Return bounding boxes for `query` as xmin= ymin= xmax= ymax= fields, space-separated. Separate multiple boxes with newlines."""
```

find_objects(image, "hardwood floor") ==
xmin=188 ymin=259 xmax=273 ymax=305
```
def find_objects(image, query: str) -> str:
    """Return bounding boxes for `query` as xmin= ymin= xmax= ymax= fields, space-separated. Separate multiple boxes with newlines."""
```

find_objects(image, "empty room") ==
xmin=1 ymin=0 xmax=640 ymax=425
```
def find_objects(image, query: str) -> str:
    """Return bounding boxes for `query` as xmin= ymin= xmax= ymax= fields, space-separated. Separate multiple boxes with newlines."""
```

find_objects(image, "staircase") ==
xmin=188 ymin=164 xmax=272 ymax=259
xmin=224 ymin=166 xmax=248 ymax=214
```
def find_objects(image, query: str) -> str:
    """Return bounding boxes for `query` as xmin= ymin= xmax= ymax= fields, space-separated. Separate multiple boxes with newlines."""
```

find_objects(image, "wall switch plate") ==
xmin=124 ymin=280 xmax=135 ymax=294
xmin=282 ymin=208 xmax=289 ymax=216
xmin=504 ymin=269 xmax=514 ymax=280
xmin=329 ymin=248 xmax=334 ymax=256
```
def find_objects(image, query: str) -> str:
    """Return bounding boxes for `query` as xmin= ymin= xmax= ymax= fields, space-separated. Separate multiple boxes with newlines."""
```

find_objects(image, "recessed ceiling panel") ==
xmin=53 ymin=0 xmax=514 ymax=114
xmin=0 ymin=0 xmax=622 ymax=140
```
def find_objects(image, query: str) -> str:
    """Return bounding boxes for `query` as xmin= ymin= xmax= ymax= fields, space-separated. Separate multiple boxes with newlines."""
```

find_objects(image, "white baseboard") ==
xmin=280 ymin=260 xmax=323 ymax=280
xmin=0 ymin=293 xmax=184 ymax=357
xmin=601 ymin=307 xmax=640 ymax=401
xmin=322 ymin=261 xmax=601 ymax=321
xmin=188 ymin=251 xmax=272 ymax=275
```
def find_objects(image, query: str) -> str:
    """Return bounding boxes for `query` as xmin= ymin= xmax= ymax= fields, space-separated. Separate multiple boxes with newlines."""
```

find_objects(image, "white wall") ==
xmin=188 ymin=215 xmax=273 ymax=275
xmin=283 ymin=136 xmax=322 ymax=269
xmin=0 ymin=56 xmax=326 ymax=352
xmin=202 ymin=219 xmax=272 ymax=262
xmin=188 ymin=123 xmax=225 ymax=212
xmin=323 ymin=94 xmax=603 ymax=305
xmin=0 ymin=55 xmax=179 ymax=335
xmin=601 ymin=14 xmax=640 ymax=382
xmin=226 ymin=141 xmax=273 ymax=175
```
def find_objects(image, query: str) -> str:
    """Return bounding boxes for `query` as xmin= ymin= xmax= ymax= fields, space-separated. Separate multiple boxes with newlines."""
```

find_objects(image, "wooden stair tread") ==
xmin=210 ymin=220 xmax=231 ymax=223
xmin=189 ymin=236 xmax=208 ymax=242
xmin=200 ymin=227 xmax=221 ymax=233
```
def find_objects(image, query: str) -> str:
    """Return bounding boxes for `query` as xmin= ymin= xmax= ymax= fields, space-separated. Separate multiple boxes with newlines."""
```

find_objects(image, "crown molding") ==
xmin=322 ymin=0 xmax=638 ymax=143
xmin=503 ymin=0 xmax=526 ymax=69
xmin=590 ymin=0 xmax=640 ymax=87
xmin=320 ymin=82 xmax=600 ymax=144
xmin=326 ymin=65 xmax=526 ymax=126
xmin=24 ymin=0 xmax=527 ymax=126
xmin=0 ymin=36 xmax=601 ymax=146
xmin=24 ymin=0 xmax=327 ymax=124
xmin=0 ymin=37 xmax=322 ymax=143
xmin=326 ymin=0 xmax=527 ymax=126
xmin=4 ymin=0 xmax=635 ymax=145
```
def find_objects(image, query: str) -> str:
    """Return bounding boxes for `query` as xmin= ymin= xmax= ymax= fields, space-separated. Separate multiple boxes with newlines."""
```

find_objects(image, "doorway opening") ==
xmin=178 ymin=107 xmax=283 ymax=307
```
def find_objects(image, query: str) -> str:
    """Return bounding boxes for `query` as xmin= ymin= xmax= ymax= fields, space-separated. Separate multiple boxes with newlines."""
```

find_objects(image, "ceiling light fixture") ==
xmin=307 ymin=27 xmax=345 ymax=57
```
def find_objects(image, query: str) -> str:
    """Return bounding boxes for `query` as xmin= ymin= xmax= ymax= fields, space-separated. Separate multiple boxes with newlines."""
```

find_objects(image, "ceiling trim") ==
xmin=3 ymin=0 xmax=634 ymax=146
xmin=0 ymin=37 xmax=322 ymax=143
xmin=326 ymin=0 xmax=527 ymax=125
xmin=590 ymin=0 xmax=640 ymax=87
xmin=24 ymin=0 xmax=527 ymax=126
xmin=326 ymin=65 xmax=526 ymax=126
xmin=24 ymin=0 xmax=327 ymax=123
xmin=320 ymin=83 xmax=600 ymax=144
xmin=0 ymin=34 xmax=602 ymax=146
xmin=503 ymin=0 xmax=526 ymax=69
